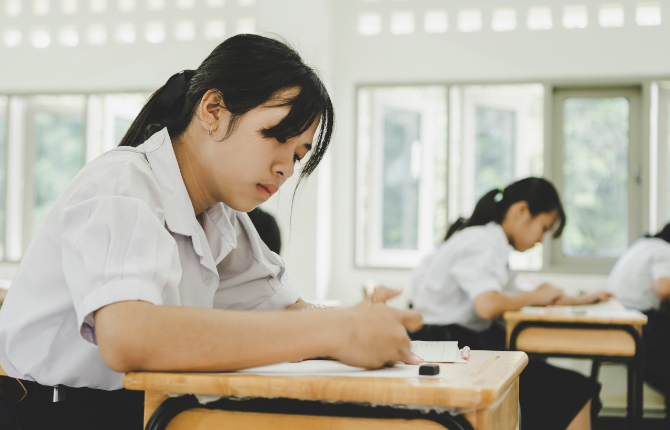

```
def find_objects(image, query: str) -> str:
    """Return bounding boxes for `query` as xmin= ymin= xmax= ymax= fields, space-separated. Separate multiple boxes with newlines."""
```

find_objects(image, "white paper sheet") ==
xmin=410 ymin=341 xmax=466 ymax=363
xmin=520 ymin=298 xmax=644 ymax=319
xmin=221 ymin=360 xmax=435 ymax=378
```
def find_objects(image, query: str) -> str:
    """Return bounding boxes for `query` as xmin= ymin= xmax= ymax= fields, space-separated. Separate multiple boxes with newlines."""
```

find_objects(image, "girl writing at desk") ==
xmin=0 ymin=35 xmax=423 ymax=429
xmin=410 ymin=177 xmax=610 ymax=430
xmin=608 ymin=222 xmax=670 ymax=426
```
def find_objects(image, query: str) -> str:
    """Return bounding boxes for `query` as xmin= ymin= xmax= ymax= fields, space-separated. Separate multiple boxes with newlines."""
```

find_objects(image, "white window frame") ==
xmin=356 ymin=86 xmax=445 ymax=268
xmin=22 ymin=97 xmax=87 ymax=255
xmin=455 ymin=86 xmax=541 ymax=216
xmin=547 ymin=87 xmax=644 ymax=273
xmin=656 ymin=84 xmax=670 ymax=228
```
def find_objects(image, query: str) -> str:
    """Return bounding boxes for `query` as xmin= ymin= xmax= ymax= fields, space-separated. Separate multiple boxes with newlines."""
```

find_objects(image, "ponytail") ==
xmin=448 ymin=177 xmax=566 ymax=240
xmin=647 ymin=223 xmax=670 ymax=243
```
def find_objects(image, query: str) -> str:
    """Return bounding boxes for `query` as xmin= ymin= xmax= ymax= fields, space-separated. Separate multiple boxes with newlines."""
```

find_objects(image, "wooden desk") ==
xmin=124 ymin=350 xmax=528 ymax=430
xmin=504 ymin=310 xmax=647 ymax=430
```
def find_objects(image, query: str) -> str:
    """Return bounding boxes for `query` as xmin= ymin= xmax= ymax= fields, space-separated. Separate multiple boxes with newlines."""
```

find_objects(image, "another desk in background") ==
xmin=504 ymin=307 xmax=647 ymax=430
xmin=124 ymin=350 xmax=528 ymax=430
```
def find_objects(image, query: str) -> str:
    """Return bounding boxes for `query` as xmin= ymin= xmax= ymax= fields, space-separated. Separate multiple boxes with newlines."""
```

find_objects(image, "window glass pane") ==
xmin=382 ymin=108 xmax=420 ymax=249
xmin=0 ymin=97 xmax=7 ymax=259
xmin=475 ymin=106 xmax=515 ymax=198
xmin=31 ymin=96 xmax=86 ymax=235
xmin=667 ymin=99 xmax=670 ymax=219
xmin=356 ymin=86 xmax=447 ymax=267
xmin=449 ymin=84 xmax=543 ymax=270
xmin=562 ymin=97 xmax=629 ymax=257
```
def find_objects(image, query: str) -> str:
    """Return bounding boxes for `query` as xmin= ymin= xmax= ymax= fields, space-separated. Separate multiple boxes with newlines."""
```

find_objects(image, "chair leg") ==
xmin=590 ymin=359 xmax=601 ymax=382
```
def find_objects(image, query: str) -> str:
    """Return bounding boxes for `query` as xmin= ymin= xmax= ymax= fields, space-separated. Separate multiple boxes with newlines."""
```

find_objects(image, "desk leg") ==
xmin=635 ymin=350 xmax=645 ymax=430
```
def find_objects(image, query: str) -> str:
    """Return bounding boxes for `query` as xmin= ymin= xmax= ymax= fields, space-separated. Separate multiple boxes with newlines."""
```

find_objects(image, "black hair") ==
xmin=444 ymin=217 xmax=467 ymax=241
xmin=119 ymin=34 xmax=334 ymax=183
xmin=647 ymin=223 xmax=670 ymax=244
xmin=448 ymin=177 xmax=566 ymax=240
xmin=248 ymin=208 xmax=282 ymax=254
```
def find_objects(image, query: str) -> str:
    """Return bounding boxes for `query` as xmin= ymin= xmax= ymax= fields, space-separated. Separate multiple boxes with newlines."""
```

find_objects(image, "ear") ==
xmin=509 ymin=200 xmax=529 ymax=220
xmin=198 ymin=90 xmax=226 ymax=134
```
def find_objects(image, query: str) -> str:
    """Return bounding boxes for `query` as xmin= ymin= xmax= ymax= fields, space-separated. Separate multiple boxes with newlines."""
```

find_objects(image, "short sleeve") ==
xmin=61 ymin=196 xmax=182 ymax=344
xmin=213 ymin=212 xmax=299 ymax=311
xmin=449 ymin=246 xmax=504 ymax=301
xmin=651 ymin=249 xmax=670 ymax=281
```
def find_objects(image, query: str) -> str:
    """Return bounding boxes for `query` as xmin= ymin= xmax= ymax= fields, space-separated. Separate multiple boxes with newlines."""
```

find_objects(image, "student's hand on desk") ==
xmin=332 ymin=301 xmax=423 ymax=369
xmin=367 ymin=286 xmax=402 ymax=304
xmin=531 ymin=284 xmax=564 ymax=306
xmin=554 ymin=290 xmax=614 ymax=306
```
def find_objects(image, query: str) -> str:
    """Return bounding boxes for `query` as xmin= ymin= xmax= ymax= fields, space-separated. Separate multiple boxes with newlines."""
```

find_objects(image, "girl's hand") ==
xmin=331 ymin=301 xmax=423 ymax=369
xmin=531 ymin=283 xmax=564 ymax=306
xmin=576 ymin=290 xmax=614 ymax=305
xmin=367 ymin=286 xmax=402 ymax=304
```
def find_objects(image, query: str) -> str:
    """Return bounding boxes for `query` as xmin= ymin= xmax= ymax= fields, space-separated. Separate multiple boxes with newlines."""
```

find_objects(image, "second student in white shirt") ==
xmin=411 ymin=177 xmax=611 ymax=430
xmin=607 ymin=223 xmax=670 ymax=426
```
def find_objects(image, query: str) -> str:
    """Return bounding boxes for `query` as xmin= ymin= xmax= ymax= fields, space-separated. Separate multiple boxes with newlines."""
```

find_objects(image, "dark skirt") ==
xmin=410 ymin=322 xmax=602 ymax=430
xmin=641 ymin=309 xmax=670 ymax=427
xmin=0 ymin=387 xmax=143 ymax=430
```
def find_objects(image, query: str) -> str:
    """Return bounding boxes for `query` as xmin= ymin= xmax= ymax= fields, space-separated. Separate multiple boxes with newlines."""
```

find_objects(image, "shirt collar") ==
xmin=486 ymin=222 xmax=513 ymax=253
xmin=132 ymin=128 xmax=239 ymax=264
xmin=136 ymin=128 xmax=195 ymax=237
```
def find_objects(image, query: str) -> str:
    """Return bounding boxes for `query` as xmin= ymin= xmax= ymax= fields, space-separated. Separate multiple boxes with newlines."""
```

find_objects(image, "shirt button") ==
xmin=205 ymin=276 xmax=213 ymax=285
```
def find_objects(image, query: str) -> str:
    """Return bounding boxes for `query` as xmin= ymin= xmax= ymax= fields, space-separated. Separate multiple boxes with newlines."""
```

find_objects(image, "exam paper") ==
xmin=520 ymin=298 xmax=644 ymax=318
xmin=222 ymin=360 xmax=437 ymax=378
xmin=410 ymin=341 xmax=466 ymax=363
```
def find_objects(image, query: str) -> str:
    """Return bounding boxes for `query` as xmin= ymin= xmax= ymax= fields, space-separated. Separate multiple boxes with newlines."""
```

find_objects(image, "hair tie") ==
xmin=154 ymin=69 xmax=197 ymax=114
xmin=494 ymin=188 xmax=504 ymax=203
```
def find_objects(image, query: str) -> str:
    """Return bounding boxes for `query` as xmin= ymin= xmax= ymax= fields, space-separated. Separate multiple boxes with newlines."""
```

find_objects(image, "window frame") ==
xmin=656 ymin=84 xmax=670 ymax=229
xmin=546 ymin=86 xmax=645 ymax=273
xmin=355 ymin=85 xmax=448 ymax=269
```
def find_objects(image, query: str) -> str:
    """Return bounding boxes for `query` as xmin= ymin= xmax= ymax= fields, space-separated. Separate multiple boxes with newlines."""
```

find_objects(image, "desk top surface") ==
xmin=124 ymin=350 xmax=527 ymax=409
xmin=503 ymin=310 xmax=647 ymax=325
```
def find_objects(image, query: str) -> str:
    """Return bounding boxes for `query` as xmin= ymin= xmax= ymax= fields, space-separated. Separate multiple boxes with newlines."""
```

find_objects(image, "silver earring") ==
xmin=208 ymin=125 xmax=212 ymax=135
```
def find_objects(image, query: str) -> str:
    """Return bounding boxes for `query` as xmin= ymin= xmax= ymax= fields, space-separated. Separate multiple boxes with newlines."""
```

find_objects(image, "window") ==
xmin=550 ymin=88 xmax=642 ymax=271
xmin=356 ymin=83 xmax=652 ymax=274
xmin=0 ymin=98 xmax=7 ymax=260
xmin=449 ymin=84 xmax=544 ymax=270
xmin=656 ymin=83 xmax=670 ymax=227
xmin=356 ymin=86 xmax=447 ymax=267
xmin=1 ymin=93 xmax=148 ymax=262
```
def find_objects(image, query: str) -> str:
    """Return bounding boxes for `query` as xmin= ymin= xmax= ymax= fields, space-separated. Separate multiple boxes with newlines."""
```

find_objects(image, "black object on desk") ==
xmin=419 ymin=364 xmax=440 ymax=375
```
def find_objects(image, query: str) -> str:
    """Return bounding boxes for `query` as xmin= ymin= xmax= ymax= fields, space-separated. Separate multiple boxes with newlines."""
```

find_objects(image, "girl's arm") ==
xmin=94 ymin=299 xmax=423 ymax=373
xmin=654 ymin=277 xmax=670 ymax=300
xmin=473 ymin=284 xmax=564 ymax=319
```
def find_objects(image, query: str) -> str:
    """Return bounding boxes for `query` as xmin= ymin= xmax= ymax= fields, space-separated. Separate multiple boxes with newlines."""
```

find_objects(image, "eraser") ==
xmin=419 ymin=364 xmax=440 ymax=376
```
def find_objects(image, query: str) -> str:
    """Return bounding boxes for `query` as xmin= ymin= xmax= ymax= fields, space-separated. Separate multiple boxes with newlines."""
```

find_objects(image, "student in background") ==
xmin=249 ymin=208 xmax=282 ymax=254
xmin=608 ymin=223 xmax=670 ymax=427
xmin=410 ymin=177 xmax=610 ymax=430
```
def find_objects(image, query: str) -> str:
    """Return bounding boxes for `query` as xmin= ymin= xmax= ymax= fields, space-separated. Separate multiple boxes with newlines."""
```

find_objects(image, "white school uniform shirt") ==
xmin=410 ymin=222 xmax=515 ymax=332
xmin=607 ymin=238 xmax=670 ymax=311
xmin=0 ymin=128 xmax=300 ymax=390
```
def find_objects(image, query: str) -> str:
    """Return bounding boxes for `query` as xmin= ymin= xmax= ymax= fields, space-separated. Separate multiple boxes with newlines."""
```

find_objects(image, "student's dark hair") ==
xmin=647 ymin=223 xmax=670 ymax=243
xmin=444 ymin=217 xmax=467 ymax=241
xmin=449 ymin=177 xmax=566 ymax=240
xmin=249 ymin=208 xmax=282 ymax=254
xmin=119 ymin=34 xmax=334 ymax=183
